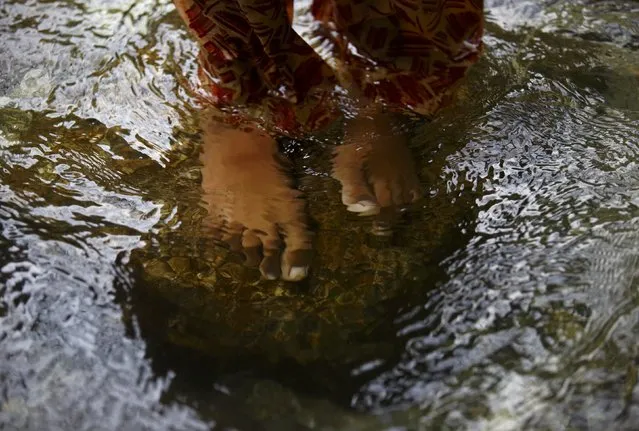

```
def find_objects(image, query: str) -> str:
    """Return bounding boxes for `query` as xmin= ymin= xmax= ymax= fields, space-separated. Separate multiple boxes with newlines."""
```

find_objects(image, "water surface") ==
xmin=1 ymin=0 xmax=639 ymax=429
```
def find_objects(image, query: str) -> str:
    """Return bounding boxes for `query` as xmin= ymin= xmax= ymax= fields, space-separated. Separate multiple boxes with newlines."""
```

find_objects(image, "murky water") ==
xmin=2 ymin=0 xmax=639 ymax=429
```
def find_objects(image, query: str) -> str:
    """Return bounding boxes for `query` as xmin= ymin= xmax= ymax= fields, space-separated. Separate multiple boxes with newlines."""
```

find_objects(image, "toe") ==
xmin=342 ymin=187 xmax=378 ymax=213
xmin=202 ymin=218 xmax=224 ymax=241
xmin=332 ymin=144 xmax=378 ymax=213
xmin=258 ymin=230 xmax=283 ymax=280
xmin=372 ymin=177 xmax=394 ymax=208
xmin=241 ymin=230 xmax=262 ymax=267
xmin=281 ymin=248 xmax=313 ymax=282
xmin=280 ymin=217 xmax=313 ymax=282
xmin=221 ymin=222 xmax=244 ymax=252
xmin=347 ymin=199 xmax=380 ymax=216
xmin=260 ymin=248 xmax=282 ymax=280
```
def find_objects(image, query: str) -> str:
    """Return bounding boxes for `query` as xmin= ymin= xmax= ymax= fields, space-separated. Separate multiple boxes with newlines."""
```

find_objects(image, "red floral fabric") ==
xmin=174 ymin=0 xmax=484 ymax=135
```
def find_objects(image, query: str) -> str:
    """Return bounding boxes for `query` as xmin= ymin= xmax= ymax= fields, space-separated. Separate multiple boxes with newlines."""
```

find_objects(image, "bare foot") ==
xmin=199 ymin=116 xmax=312 ymax=281
xmin=332 ymin=111 xmax=422 ymax=234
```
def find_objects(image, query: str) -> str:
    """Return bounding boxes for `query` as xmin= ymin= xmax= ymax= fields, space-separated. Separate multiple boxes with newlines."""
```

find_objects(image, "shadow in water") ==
xmin=112 ymin=105 xmax=483 ymax=427
xmin=3 ymin=1 xmax=639 ymax=429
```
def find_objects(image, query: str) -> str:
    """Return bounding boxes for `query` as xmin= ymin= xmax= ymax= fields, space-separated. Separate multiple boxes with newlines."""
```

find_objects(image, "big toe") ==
xmin=281 ymin=248 xmax=313 ymax=282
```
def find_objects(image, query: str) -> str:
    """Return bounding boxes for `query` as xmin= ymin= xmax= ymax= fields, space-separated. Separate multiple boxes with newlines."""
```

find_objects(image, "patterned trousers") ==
xmin=174 ymin=0 xmax=484 ymax=135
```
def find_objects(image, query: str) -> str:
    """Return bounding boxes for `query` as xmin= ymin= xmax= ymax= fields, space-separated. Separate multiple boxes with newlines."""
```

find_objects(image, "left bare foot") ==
xmin=332 ymin=111 xmax=422 ymax=233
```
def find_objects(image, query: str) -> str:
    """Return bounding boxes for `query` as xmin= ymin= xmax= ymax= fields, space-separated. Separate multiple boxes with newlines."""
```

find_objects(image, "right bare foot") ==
xmin=199 ymin=116 xmax=312 ymax=281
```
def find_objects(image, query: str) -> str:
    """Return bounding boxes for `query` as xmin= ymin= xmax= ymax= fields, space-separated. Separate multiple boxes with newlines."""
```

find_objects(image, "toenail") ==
xmin=260 ymin=254 xmax=282 ymax=280
xmin=288 ymin=266 xmax=308 ymax=281
xmin=347 ymin=200 xmax=379 ymax=214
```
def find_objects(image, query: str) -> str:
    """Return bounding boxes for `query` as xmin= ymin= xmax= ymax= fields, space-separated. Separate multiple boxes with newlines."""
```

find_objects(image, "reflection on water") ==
xmin=2 ymin=0 xmax=639 ymax=429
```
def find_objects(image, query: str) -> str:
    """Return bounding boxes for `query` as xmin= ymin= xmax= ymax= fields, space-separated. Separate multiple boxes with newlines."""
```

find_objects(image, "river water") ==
xmin=1 ymin=0 xmax=639 ymax=429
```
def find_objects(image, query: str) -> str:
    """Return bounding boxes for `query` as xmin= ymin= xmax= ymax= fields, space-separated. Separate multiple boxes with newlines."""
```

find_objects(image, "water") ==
xmin=1 ymin=0 xmax=639 ymax=429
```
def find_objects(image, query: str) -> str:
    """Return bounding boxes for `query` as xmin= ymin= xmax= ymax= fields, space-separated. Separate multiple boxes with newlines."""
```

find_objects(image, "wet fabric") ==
xmin=174 ymin=0 xmax=484 ymax=135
